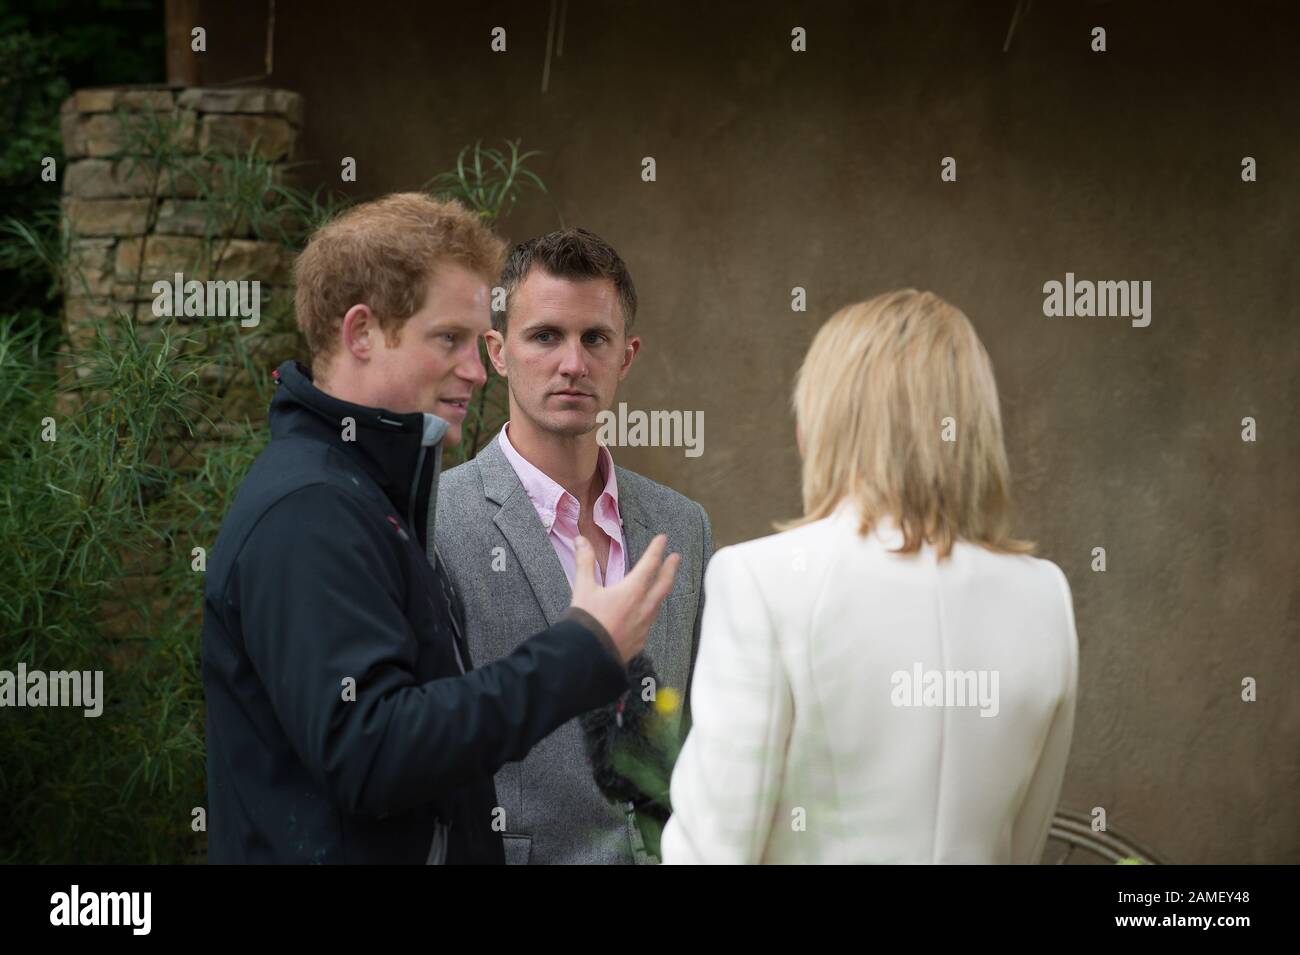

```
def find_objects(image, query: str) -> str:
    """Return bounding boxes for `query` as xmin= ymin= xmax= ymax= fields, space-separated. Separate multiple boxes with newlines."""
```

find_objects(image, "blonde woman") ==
xmin=661 ymin=290 xmax=1078 ymax=864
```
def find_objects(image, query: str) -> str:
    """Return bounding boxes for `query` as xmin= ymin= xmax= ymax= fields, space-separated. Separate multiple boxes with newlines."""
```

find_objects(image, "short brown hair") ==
xmin=496 ymin=227 xmax=637 ymax=334
xmin=293 ymin=192 xmax=505 ymax=368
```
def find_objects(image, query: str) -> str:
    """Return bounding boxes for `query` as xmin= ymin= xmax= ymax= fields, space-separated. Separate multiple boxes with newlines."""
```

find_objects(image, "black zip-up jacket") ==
xmin=202 ymin=360 xmax=629 ymax=863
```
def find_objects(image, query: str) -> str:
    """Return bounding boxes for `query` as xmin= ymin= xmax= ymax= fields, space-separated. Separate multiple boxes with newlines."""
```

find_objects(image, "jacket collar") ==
xmin=476 ymin=429 xmax=648 ymax=529
xmin=474 ymin=429 xmax=653 ymax=627
xmin=268 ymin=360 xmax=449 ymax=542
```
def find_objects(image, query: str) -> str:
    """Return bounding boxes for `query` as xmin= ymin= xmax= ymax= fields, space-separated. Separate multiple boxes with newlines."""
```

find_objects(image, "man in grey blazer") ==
xmin=436 ymin=228 xmax=712 ymax=864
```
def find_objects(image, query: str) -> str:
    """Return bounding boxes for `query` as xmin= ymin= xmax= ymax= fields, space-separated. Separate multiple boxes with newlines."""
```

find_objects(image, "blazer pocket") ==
xmin=502 ymin=833 xmax=532 ymax=865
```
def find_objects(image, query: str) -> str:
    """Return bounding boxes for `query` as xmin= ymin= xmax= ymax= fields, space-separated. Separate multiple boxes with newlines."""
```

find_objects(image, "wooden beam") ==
xmin=165 ymin=0 xmax=201 ymax=87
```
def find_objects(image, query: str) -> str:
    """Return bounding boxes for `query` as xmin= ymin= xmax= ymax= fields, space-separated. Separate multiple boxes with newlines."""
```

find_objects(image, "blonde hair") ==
xmin=293 ymin=192 xmax=506 ymax=369
xmin=779 ymin=289 xmax=1033 ymax=558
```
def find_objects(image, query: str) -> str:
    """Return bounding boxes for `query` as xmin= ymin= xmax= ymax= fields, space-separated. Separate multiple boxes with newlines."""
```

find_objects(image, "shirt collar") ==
xmin=498 ymin=421 xmax=620 ymax=526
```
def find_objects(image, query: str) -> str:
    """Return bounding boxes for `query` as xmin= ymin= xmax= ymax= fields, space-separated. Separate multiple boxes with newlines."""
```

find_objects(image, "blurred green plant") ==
xmin=0 ymin=310 xmax=233 ymax=863
xmin=0 ymin=30 xmax=69 ymax=338
xmin=0 ymin=32 xmax=69 ymax=190
xmin=611 ymin=688 xmax=685 ymax=859
xmin=0 ymin=4 xmax=165 ymax=320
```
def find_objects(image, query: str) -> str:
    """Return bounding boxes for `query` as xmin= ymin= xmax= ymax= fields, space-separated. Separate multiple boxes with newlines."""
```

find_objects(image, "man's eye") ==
xmin=535 ymin=331 xmax=555 ymax=343
xmin=585 ymin=334 xmax=607 ymax=345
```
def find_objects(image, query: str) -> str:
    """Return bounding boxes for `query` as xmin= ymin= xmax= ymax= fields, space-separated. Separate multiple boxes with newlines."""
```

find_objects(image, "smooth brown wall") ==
xmin=200 ymin=0 xmax=1300 ymax=863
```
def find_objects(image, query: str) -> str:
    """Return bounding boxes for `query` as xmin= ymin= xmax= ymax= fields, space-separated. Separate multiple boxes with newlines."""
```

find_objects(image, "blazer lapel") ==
xmin=612 ymin=469 xmax=670 ymax=665
xmin=477 ymin=436 xmax=664 ymax=649
xmin=479 ymin=435 xmax=570 ymax=627
xmin=616 ymin=471 xmax=652 ymax=571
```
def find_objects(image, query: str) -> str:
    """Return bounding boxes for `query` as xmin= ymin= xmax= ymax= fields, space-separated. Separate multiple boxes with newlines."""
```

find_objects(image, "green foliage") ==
xmin=0 ymin=30 xmax=69 ymax=317
xmin=0 ymin=203 xmax=68 ymax=297
xmin=0 ymin=312 xmax=219 ymax=863
xmin=0 ymin=32 xmax=69 ymax=188
xmin=616 ymin=686 xmax=688 ymax=861
xmin=0 ymin=2 xmax=164 ymax=93
xmin=0 ymin=2 xmax=164 ymax=317
xmin=426 ymin=139 xmax=547 ymax=223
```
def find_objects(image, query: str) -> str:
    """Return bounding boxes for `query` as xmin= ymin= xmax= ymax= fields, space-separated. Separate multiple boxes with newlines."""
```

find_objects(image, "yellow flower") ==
xmin=655 ymin=687 xmax=681 ymax=716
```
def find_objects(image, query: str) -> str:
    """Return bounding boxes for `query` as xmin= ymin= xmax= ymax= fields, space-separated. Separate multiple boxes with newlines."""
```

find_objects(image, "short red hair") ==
xmin=293 ymin=192 xmax=505 ymax=369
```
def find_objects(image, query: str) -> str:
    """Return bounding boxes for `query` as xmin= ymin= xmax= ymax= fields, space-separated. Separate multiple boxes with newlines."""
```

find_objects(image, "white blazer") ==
xmin=662 ymin=503 xmax=1078 ymax=864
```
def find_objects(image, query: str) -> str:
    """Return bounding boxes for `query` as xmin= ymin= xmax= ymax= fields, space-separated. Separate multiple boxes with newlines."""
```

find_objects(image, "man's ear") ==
xmin=618 ymin=335 xmax=641 ymax=381
xmin=341 ymin=304 xmax=377 ymax=360
xmin=484 ymin=328 xmax=509 ymax=377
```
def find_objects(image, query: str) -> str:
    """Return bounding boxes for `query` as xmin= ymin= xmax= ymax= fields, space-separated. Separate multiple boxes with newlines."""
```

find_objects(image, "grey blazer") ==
xmin=435 ymin=432 xmax=712 ymax=864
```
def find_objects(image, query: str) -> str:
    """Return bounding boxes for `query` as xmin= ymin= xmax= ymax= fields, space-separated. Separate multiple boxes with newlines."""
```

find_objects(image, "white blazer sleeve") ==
xmin=1010 ymin=562 xmax=1080 ymax=863
xmin=661 ymin=545 xmax=793 ymax=864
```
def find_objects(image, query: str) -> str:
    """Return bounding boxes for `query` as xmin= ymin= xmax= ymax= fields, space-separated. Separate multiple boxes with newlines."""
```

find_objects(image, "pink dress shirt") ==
xmin=497 ymin=422 xmax=626 ymax=588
